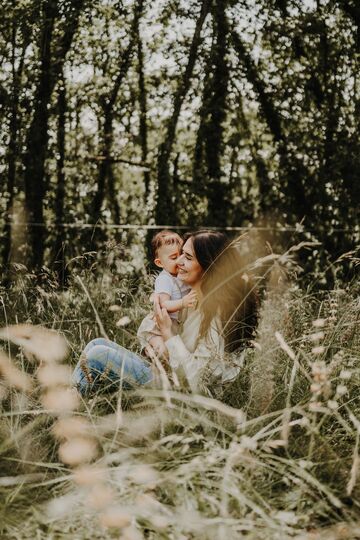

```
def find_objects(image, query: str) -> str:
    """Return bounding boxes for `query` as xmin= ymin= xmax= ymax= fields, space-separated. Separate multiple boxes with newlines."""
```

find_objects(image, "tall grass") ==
xmin=0 ymin=250 xmax=359 ymax=539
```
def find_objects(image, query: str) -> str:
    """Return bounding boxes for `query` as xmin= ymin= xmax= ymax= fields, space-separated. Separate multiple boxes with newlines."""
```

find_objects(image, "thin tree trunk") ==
xmin=23 ymin=0 xmax=56 ymax=270
xmin=237 ymin=95 xmax=272 ymax=213
xmin=231 ymin=29 xmax=308 ymax=215
xmin=53 ymin=74 xmax=68 ymax=285
xmin=155 ymin=0 xmax=211 ymax=225
xmin=91 ymin=0 xmax=143 ymax=224
xmin=23 ymin=0 xmax=85 ymax=270
xmin=2 ymin=26 xmax=26 ymax=266
xmin=136 ymin=20 xmax=150 ymax=201
xmin=204 ymin=0 xmax=230 ymax=226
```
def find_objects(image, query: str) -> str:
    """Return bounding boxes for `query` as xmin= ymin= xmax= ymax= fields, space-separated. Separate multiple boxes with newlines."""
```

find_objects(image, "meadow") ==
xmin=0 ymin=244 xmax=359 ymax=540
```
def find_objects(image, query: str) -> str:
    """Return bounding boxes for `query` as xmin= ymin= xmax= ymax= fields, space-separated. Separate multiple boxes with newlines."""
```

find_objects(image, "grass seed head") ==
xmin=53 ymin=416 xmax=91 ymax=440
xmin=0 ymin=350 xmax=33 ymax=391
xmin=59 ymin=437 xmax=98 ymax=465
xmin=313 ymin=318 xmax=327 ymax=327
xmin=120 ymin=525 xmax=144 ymax=540
xmin=0 ymin=324 xmax=68 ymax=363
xmin=42 ymin=388 xmax=79 ymax=412
xmin=73 ymin=465 xmax=106 ymax=486
xmin=87 ymin=483 xmax=114 ymax=509
xmin=311 ymin=345 xmax=325 ymax=355
xmin=128 ymin=465 xmax=158 ymax=486
xmin=99 ymin=506 xmax=132 ymax=529
xmin=37 ymin=364 xmax=71 ymax=387
xmin=116 ymin=316 xmax=131 ymax=327
xmin=308 ymin=331 xmax=325 ymax=342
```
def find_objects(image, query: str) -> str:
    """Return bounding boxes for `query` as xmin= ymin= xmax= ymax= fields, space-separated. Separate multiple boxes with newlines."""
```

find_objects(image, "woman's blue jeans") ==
xmin=72 ymin=338 xmax=153 ymax=395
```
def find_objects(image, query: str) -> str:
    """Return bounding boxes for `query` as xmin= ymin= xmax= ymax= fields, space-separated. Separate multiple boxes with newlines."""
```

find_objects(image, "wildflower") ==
xmin=340 ymin=370 xmax=352 ymax=380
xmin=311 ymin=361 xmax=327 ymax=381
xmin=310 ymin=383 xmax=321 ymax=395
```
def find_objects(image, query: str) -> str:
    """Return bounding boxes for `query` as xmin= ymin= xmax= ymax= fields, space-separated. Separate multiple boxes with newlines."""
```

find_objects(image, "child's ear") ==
xmin=154 ymin=258 xmax=163 ymax=268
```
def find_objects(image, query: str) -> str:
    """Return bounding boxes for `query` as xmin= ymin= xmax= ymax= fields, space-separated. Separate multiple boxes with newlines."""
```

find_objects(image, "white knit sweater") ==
xmin=165 ymin=307 xmax=243 ymax=392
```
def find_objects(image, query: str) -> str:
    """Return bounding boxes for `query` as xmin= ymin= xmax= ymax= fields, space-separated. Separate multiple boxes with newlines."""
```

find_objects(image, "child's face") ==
xmin=155 ymin=243 xmax=181 ymax=276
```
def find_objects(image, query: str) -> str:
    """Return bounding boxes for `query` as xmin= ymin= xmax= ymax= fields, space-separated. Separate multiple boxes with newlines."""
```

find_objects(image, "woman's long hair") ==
xmin=187 ymin=231 xmax=258 ymax=353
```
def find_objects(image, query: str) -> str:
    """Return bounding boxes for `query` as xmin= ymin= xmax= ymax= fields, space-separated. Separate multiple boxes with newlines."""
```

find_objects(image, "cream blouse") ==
xmin=165 ymin=307 xmax=244 ymax=392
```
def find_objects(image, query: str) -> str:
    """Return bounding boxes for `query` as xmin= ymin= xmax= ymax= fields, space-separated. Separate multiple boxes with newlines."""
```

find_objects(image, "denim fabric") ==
xmin=72 ymin=338 xmax=153 ymax=395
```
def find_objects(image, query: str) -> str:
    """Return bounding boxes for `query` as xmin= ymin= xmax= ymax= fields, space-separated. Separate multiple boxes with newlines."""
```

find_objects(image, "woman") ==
xmin=72 ymin=231 xmax=258 ymax=395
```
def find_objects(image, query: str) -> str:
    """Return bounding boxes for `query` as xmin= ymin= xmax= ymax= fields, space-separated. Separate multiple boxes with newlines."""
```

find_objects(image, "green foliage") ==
xmin=0 ymin=0 xmax=358 ymax=276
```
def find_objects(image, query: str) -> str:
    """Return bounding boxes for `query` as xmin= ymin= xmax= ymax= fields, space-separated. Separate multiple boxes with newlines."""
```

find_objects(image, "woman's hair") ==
xmin=186 ymin=230 xmax=258 ymax=353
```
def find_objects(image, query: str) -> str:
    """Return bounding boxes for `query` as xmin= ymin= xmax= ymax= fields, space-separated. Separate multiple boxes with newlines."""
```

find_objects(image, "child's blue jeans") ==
xmin=72 ymin=338 xmax=153 ymax=395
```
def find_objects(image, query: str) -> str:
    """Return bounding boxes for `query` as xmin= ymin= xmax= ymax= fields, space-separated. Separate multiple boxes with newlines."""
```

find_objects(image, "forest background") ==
xmin=0 ymin=2 xmax=360 ymax=539
xmin=0 ymin=0 xmax=359 ymax=283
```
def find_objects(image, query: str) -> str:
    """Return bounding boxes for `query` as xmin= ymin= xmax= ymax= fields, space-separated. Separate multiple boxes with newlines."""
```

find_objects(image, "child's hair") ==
xmin=151 ymin=230 xmax=183 ymax=259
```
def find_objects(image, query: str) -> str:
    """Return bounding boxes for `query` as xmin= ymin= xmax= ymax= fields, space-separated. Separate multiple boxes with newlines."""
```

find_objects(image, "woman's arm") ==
xmin=154 ymin=298 xmax=223 ymax=391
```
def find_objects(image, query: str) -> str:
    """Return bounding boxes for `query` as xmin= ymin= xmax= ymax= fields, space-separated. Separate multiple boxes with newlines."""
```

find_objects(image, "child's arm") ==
xmin=159 ymin=290 xmax=197 ymax=313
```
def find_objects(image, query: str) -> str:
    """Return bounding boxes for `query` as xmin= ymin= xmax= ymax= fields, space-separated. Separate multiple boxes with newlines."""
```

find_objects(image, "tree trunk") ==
xmin=53 ymin=74 xmax=68 ymax=285
xmin=155 ymin=0 xmax=211 ymax=226
xmin=2 ymin=25 xmax=26 ymax=267
xmin=204 ymin=0 xmax=230 ymax=226
xmin=231 ymin=29 xmax=309 ymax=217
xmin=23 ymin=0 xmax=85 ymax=270
xmin=91 ymin=0 xmax=144 ymax=225
xmin=136 ymin=20 xmax=150 ymax=201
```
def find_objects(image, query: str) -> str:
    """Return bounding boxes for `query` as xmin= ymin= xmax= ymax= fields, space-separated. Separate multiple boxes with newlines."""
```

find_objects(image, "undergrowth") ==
xmin=0 ymin=249 xmax=359 ymax=540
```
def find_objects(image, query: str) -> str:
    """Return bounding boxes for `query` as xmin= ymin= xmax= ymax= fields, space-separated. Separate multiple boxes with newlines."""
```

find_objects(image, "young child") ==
xmin=137 ymin=230 xmax=197 ymax=360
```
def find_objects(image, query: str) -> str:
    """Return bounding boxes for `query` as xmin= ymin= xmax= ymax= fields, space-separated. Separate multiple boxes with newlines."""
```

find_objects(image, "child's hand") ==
xmin=182 ymin=290 xmax=197 ymax=308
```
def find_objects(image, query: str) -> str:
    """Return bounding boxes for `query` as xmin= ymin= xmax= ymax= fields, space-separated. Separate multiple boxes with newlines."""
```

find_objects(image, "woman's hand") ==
xmin=181 ymin=290 xmax=197 ymax=308
xmin=154 ymin=295 xmax=173 ymax=342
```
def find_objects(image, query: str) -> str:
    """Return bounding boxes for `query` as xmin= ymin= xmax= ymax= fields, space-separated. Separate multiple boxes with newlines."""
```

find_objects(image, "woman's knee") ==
xmin=83 ymin=338 xmax=111 ymax=353
xmin=85 ymin=344 xmax=113 ymax=365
